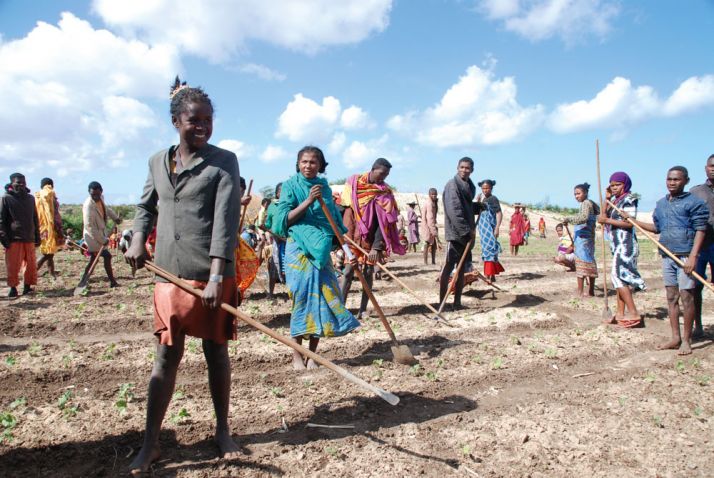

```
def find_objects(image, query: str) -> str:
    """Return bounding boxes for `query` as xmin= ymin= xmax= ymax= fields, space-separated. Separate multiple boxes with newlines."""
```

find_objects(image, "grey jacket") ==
xmin=82 ymin=196 xmax=121 ymax=252
xmin=443 ymin=175 xmax=476 ymax=243
xmin=133 ymin=144 xmax=240 ymax=281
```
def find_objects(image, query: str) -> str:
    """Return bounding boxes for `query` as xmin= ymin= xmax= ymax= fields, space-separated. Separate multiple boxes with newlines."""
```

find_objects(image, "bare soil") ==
xmin=0 ymin=234 xmax=712 ymax=477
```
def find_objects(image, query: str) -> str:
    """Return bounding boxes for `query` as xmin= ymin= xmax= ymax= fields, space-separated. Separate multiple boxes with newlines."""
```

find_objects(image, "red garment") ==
xmin=484 ymin=261 xmax=504 ymax=276
xmin=5 ymin=242 xmax=37 ymax=288
xmin=509 ymin=211 xmax=526 ymax=246
xmin=153 ymin=276 xmax=238 ymax=345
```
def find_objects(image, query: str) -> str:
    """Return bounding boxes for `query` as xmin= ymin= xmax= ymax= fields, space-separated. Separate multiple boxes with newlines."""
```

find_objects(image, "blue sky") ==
xmin=0 ymin=0 xmax=712 ymax=210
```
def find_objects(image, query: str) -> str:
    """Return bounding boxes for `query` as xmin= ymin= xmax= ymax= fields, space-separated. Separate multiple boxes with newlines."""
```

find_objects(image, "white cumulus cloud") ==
xmin=276 ymin=94 xmax=373 ymax=144
xmin=217 ymin=139 xmax=251 ymax=159
xmin=387 ymin=65 xmax=544 ymax=147
xmin=0 ymin=12 xmax=178 ymax=180
xmin=549 ymin=75 xmax=714 ymax=133
xmin=340 ymin=106 xmax=374 ymax=130
xmin=478 ymin=0 xmax=620 ymax=44
xmin=261 ymin=145 xmax=289 ymax=163
xmin=93 ymin=0 xmax=393 ymax=62
xmin=237 ymin=63 xmax=286 ymax=82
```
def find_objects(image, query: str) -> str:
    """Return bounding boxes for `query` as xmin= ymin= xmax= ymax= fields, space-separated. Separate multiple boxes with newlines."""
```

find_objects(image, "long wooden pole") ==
xmin=436 ymin=239 xmax=472 ymax=316
xmin=596 ymin=140 xmax=612 ymax=317
xmin=144 ymin=260 xmax=400 ymax=405
xmin=316 ymin=198 xmax=399 ymax=344
xmin=239 ymin=179 xmax=254 ymax=232
xmin=342 ymin=234 xmax=450 ymax=323
xmin=606 ymin=200 xmax=714 ymax=293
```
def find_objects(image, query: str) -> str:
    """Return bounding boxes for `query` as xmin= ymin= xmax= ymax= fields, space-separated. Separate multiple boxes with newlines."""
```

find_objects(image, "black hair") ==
xmin=40 ymin=177 xmax=53 ymax=188
xmin=428 ymin=187 xmax=437 ymax=194
xmin=372 ymin=157 xmax=392 ymax=170
xmin=9 ymin=173 xmax=25 ymax=182
xmin=478 ymin=179 xmax=496 ymax=187
xmin=88 ymin=181 xmax=102 ymax=191
xmin=574 ymin=182 xmax=590 ymax=193
xmin=668 ymin=165 xmax=689 ymax=178
xmin=275 ymin=182 xmax=282 ymax=196
xmin=169 ymin=76 xmax=213 ymax=118
xmin=458 ymin=156 xmax=474 ymax=169
xmin=239 ymin=176 xmax=247 ymax=191
xmin=295 ymin=146 xmax=328 ymax=174
xmin=555 ymin=223 xmax=564 ymax=229
xmin=261 ymin=198 xmax=271 ymax=207
xmin=708 ymin=154 xmax=714 ymax=161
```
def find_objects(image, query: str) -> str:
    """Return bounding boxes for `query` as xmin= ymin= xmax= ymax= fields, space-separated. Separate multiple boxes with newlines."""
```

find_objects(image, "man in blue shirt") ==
xmin=627 ymin=166 xmax=708 ymax=355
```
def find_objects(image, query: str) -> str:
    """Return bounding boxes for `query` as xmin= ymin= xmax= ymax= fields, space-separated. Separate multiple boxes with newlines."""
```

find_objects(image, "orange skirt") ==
xmin=153 ymin=276 xmax=238 ymax=346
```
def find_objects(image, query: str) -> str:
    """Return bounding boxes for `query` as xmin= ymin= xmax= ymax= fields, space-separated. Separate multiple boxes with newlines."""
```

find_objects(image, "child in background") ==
xmin=554 ymin=223 xmax=575 ymax=271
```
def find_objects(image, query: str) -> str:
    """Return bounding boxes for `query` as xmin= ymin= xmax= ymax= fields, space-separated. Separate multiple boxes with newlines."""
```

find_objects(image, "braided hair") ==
xmin=169 ymin=76 xmax=213 ymax=117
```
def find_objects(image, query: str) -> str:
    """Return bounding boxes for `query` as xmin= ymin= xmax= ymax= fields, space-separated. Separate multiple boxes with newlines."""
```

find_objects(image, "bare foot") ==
xmin=129 ymin=445 xmax=161 ymax=476
xmin=306 ymin=358 xmax=319 ymax=370
xmin=603 ymin=315 xmax=619 ymax=325
xmin=678 ymin=342 xmax=693 ymax=356
xmin=657 ymin=339 xmax=681 ymax=350
xmin=292 ymin=354 xmax=307 ymax=370
xmin=215 ymin=430 xmax=242 ymax=459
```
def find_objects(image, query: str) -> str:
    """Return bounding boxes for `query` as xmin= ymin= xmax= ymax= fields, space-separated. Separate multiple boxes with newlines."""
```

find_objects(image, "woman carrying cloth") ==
xmin=272 ymin=146 xmax=360 ymax=370
xmin=564 ymin=182 xmax=600 ymax=297
xmin=598 ymin=172 xmax=645 ymax=327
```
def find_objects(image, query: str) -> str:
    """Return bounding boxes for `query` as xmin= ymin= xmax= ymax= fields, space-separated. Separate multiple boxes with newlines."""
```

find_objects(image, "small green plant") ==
xmin=0 ymin=411 xmax=17 ymax=443
xmin=696 ymin=375 xmax=710 ymax=386
xmin=694 ymin=406 xmax=703 ymax=417
xmin=409 ymin=364 xmax=423 ymax=376
xmin=61 ymin=354 xmax=73 ymax=368
xmin=544 ymin=348 xmax=558 ymax=359
xmin=58 ymin=390 xmax=72 ymax=410
xmin=4 ymin=356 xmax=16 ymax=366
xmin=57 ymin=390 xmax=78 ymax=419
xmin=269 ymin=387 xmax=284 ymax=398
xmin=172 ymin=389 xmax=185 ymax=400
xmin=115 ymin=383 xmax=134 ymax=415
xmin=644 ymin=371 xmax=656 ymax=383
xmin=618 ymin=396 xmax=627 ymax=407
xmin=425 ymin=371 xmax=438 ymax=382
xmin=491 ymin=357 xmax=504 ymax=370
xmin=325 ymin=446 xmax=339 ymax=457
xmin=690 ymin=358 xmax=702 ymax=369
xmin=27 ymin=342 xmax=42 ymax=357
xmin=652 ymin=415 xmax=664 ymax=428
xmin=170 ymin=408 xmax=190 ymax=424
xmin=510 ymin=336 xmax=521 ymax=346
xmin=505 ymin=312 xmax=512 ymax=320
xmin=101 ymin=343 xmax=117 ymax=361
xmin=186 ymin=338 xmax=200 ymax=354
xmin=117 ymin=303 xmax=127 ymax=311
xmin=302 ymin=379 xmax=313 ymax=388
xmin=675 ymin=360 xmax=686 ymax=373
xmin=9 ymin=398 xmax=26 ymax=410
xmin=436 ymin=359 xmax=445 ymax=368
xmin=372 ymin=359 xmax=384 ymax=368
xmin=461 ymin=444 xmax=472 ymax=456
xmin=472 ymin=355 xmax=482 ymax=364
xmin=147 ymin=350 xmax=156 ymax=363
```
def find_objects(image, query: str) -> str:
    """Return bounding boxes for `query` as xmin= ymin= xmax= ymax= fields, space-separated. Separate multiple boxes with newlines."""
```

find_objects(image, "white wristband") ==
xmin=209 ymin=274 xmax=223 ymax=283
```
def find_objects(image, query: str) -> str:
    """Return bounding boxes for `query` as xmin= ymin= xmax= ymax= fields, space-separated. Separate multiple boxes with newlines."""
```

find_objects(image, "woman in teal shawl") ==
xmin=273 ymin=146 xmax=360 ymax=370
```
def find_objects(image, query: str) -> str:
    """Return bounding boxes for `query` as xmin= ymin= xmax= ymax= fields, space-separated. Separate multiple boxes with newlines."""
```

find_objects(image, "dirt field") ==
xmin=0 ymin=231 xmax=713 ymax=477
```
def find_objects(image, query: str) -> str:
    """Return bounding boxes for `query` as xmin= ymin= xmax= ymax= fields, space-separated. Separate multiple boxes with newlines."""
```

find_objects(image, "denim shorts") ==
xmin=662 ymin=255 xmax=697 ymax=290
